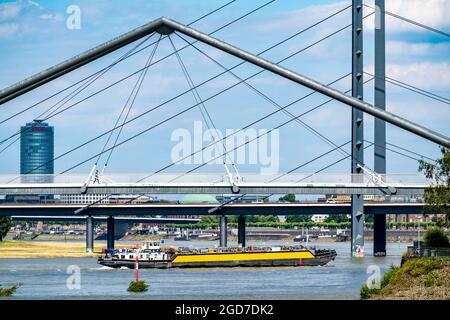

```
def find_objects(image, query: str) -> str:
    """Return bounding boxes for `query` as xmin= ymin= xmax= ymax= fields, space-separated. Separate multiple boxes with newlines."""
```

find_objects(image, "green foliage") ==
xmin=0 ymin=217 xmax=13 ymax=241
xmin=200 ymin=216 xmax=219 ymax=224
xmin=360 ymin=265 xmax=400 ymax=299
xmin=418 ymin=147 xmax=450 ymax=225
xmin=380 ymin=265 xmax=400 ymax=288
xmin=278 ymin=194 xmax=296 ymax=202
xmin=424 ymin=270 xmax=439 ymax=287
xmin=423 ymin=227 xmax=450 ymax=248
xmin=127 ymin=280 xmax=149 ymax=293
xmin=325 ymin=214 xmax=349 ymax=223
xmin=402 ymin=258 xmax=445 ymax=277
xmin=0 ymin=283 xmax=20 ymax=297
xmin=285 ymin=215 xmax=312 ymax=223
xmin=360 ymin=284 xmax=380 ymax=300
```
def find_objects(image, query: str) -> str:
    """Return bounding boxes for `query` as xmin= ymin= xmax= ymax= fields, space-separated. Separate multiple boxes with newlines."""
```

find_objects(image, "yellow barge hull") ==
xmin=170 ymin=250 xmax=336 ymax=268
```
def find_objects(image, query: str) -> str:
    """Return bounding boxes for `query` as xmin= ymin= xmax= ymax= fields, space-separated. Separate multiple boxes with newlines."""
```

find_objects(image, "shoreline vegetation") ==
xmin=0 ymin=283 xmax=21 ymax=297
xmin=361 ymin=257 xmax=450 ymax=300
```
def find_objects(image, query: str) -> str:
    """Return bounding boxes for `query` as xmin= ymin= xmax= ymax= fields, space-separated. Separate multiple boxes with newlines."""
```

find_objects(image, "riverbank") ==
xmin=361 ymin=257 xmax=450 ymax=300
xmin=0 ymin=241 xmax=129 ymax=258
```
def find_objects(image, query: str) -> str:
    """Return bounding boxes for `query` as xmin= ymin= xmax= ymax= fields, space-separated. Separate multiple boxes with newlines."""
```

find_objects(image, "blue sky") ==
xmin=0 ymin=0 xmax=449 ymax=181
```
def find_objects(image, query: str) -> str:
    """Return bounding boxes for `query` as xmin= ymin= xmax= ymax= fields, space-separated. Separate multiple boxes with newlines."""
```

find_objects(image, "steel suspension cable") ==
xmin=364 ymin=72 xmax=450 ymax=105
xmin=363 ymin=3 xmax=450 ymax=38
xmin=100 ymin=35 xmax=162 ymax=172
xmin=7 ymin=6 xmax=356 ymax=182
xmin=0 ymin=33 xmax=156 ymax=157
xmin=0 ymin=0 xmax=280 ymax=148
xmin=167 ymin=78 xmax=373 ymax=183
xmin=136 ymin=74 xmax=351 ymax=183
xmin=0 ymin=0 xmax=238 ymax=115
xmin=175 ymin=32 xmax=352 ymax=159
xmin=167 ymin=35 xmax=240 ymax=177
xmin=0 ymin=33 xmax=156 ymax=127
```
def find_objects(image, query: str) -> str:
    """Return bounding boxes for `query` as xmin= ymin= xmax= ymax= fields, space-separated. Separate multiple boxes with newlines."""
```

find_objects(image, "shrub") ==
xmin=402 ymin=257 xmax=445 ymax=277
xmin=127 ymin=280 xmax=149 ymax=293
xmin=424 ymin=227 xmax=450 ymax=248
xmin=0 ymin=283 xmax=20 ymax=297
xmin=424 ymin=270 xmax=440 ymax=287
xmin=360 ymin=284 xmax=379 ymax=300
xmin=360 ymin=265 xmax=400 ymax=299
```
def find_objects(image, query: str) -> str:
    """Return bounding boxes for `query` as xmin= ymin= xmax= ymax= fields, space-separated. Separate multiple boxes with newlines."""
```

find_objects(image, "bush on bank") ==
xmin=360 ymin=257 xmax=448 ymax=299
xmin=424 ymin=227 xmax=450 ymax=247
xmin=0 ymin=283 xmax=21 ymax=297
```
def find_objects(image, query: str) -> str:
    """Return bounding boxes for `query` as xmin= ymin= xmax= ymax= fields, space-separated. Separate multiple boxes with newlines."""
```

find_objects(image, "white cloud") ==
xmin=0 ymin=0 xmax=43 ymax=20
xmin=386 ymin=41 xmax=450 ymax=57
xmin=39 ymin=13 xmax=64 ymax=22
xmin=0 ymin=23 xmax=18 ymax=37
xmin=364 ymin=0 xmax=450 ymax=33
xmin=0 ymin=2 xmax=21 ymax=20
xmin=387 ymin=62 xmax=450 ymax=90
xmin=365 ymin=62 xmax=450 ymax=90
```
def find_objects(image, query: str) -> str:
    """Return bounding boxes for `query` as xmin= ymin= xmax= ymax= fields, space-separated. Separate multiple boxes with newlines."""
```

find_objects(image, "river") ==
xmin=0 ymin=240 xmax=408 ymax=299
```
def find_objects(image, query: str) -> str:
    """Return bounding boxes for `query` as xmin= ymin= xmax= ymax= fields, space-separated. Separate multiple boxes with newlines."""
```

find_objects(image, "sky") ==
xmin=0 ymin=0 xmax=449 ymax=186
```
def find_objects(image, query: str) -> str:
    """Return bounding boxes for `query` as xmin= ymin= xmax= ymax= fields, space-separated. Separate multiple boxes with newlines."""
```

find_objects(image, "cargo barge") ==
xmin=98 ymin=242 xmax=337 ymax=269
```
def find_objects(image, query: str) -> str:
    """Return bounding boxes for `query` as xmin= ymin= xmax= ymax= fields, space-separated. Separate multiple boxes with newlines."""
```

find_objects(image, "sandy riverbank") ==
xmin=0 ymin=241 xmax=133 ymax=258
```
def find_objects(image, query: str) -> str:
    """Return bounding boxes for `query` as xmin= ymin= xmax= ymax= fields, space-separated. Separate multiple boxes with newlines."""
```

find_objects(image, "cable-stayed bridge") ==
xmin=0 ymin=0 xmax=448 ymax=257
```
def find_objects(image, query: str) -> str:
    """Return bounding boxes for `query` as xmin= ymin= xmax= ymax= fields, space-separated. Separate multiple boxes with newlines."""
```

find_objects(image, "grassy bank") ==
xmin=0 ymin=240 xmax=130 ymax=258
xmin=361 ymin=257 xmax=450 ymax=300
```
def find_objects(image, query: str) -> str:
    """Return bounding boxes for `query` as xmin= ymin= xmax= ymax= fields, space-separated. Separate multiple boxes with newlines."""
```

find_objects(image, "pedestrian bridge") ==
xmin=0 ymin=172 xmax=429 ymax=196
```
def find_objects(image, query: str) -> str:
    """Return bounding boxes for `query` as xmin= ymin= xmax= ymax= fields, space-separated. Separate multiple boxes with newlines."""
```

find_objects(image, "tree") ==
xmin=325 ymin=214 xmax=349 ymax=223
xmin=0 ymin=217 xmax=13 ymax=241
xmin=424 ymin=227 xmax=450 ymax=247
xmin=279 ymin=194 xmax=296 ymax=202
xmin=286 ymin=215 xmax=312 ymax=223
xmin=418 ymin=147 xmax=450 ymax=226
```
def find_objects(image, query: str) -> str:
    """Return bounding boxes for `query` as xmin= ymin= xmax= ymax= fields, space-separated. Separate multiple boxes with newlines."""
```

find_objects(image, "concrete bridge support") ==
xmin=86 ymin=216 xmax=94 ymax=253
xmin=107 ymin=216 xmax=115 ymax=250
xmin=351 ymin=0 xmax=365 ymax=257
xmin=238 ymin=215 xmax=246 ymax=247
xmin=374 ymin=215 xmax=386 ymax=256
xmin=220 ymin=215 xmax=227 ymax=247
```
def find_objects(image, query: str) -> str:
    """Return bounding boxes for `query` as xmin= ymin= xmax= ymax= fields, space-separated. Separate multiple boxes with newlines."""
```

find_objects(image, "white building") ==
xmin=59 ymin=194 xmax=110 ymax=204
xmin=311 ymin=214 xmax=329 ymax=223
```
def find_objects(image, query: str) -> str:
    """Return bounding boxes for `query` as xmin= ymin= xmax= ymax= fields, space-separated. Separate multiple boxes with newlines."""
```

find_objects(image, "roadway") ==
xmin=0 ymin=202 xmax=425 ymax=216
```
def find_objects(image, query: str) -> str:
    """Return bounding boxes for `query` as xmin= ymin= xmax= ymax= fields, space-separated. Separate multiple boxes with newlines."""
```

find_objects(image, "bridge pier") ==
xmin=219 ymin=215 xmax=227 ymax=247
xmin=374 ymin=215 xmax=386 ymax=256
xmin=86 ymin=216 xmax=94 ymax=253
xmin=238 ymin=215 xmax=246 ymax=247
xmin=351 ymin=0 xmax=365 ymax=257
xmin=107 ymin=216 xmax=115 ymax=250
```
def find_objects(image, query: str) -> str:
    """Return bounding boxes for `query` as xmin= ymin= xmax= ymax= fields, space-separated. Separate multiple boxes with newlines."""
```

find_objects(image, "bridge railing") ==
xmin=0 ymin=172 xmax=429 ymax=186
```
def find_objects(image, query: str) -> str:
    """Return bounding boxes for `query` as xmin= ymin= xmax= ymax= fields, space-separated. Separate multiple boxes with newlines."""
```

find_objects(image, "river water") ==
xmin=0 ymin=240 xmax=408 ymax=300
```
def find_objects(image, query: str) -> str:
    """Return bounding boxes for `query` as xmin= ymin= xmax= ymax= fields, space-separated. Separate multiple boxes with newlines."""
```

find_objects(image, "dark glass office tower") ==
xmin=20 ymin=120 xmax=54 ymax=176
